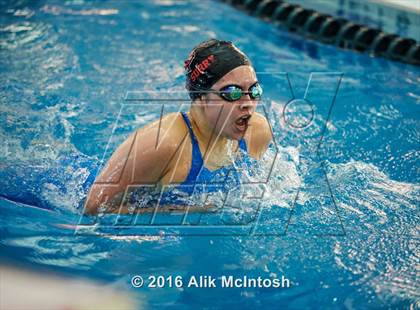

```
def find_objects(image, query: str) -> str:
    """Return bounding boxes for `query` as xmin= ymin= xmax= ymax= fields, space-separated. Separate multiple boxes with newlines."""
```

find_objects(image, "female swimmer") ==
xmin=84 ymin=39 xmax=272 ymax=214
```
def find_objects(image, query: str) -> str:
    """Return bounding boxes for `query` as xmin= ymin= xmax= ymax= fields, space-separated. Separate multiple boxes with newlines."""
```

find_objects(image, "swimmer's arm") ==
xmin=84 ymin=124 xmax=176 ymax=215
xmin=248 ymin=113 xmax=273 ymax=159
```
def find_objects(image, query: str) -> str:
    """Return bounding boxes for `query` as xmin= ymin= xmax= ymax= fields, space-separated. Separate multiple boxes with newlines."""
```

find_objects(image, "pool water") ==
xmin=0 ymin=0 xmax=419 ymax=308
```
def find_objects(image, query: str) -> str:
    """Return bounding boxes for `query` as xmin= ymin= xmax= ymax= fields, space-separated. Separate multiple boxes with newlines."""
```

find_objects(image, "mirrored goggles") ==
xmin=209 ymin=82 xmax=263 ymax=102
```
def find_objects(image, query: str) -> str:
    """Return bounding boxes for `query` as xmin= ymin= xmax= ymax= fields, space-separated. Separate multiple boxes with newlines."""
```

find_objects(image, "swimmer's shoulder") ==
xmin=246 ymin=112 xmax=272 ymax=159
xmin=122 ymin=113 xmax=189 ymax=181
xmin=134 ymin=112 xmax=188 ymax=158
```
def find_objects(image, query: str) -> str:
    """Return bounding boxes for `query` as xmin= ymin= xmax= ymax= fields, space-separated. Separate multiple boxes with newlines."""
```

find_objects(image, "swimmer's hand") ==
xmin=85 ymin=191 xmax=218 ymax=215
xmin=95 ymin=203 xmax=218 ymax=215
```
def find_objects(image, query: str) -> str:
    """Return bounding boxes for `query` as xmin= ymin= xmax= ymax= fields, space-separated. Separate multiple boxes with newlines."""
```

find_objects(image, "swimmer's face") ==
xmin=202 ymin=65 xmax=259 ymax=140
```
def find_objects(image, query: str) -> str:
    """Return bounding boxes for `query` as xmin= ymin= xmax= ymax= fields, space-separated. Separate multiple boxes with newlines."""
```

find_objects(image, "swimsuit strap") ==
xmin=180 ymin=112 xmax=203 ymax=182
xmin=180 ymin=112 xmax=249 ymax=182
xmin=238 ymin=137 xmax=248 ymax=152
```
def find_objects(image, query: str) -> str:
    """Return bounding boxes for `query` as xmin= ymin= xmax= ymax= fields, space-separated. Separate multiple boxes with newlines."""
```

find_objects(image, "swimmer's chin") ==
xmin=221 ymin=131 xmax=244 ymax=141
xmin=227 ymin=126 xmax=248 ymax=140
xmin=215 ymin=122 xmax=249 ymax=140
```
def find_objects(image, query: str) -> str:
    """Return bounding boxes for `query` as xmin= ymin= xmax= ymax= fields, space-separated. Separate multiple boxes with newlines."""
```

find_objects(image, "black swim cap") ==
xmin=184 ymin=39 xmax=252 ymax=100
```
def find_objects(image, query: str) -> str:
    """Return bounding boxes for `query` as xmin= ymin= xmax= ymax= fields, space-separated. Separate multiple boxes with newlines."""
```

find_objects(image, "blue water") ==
xmin=0 ymin=0 xmax=419 ymax=309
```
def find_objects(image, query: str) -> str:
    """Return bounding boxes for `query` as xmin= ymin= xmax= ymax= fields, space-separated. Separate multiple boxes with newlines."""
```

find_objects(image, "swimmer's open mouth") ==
xmin=234 ymin=114 xmax=251 ymax=132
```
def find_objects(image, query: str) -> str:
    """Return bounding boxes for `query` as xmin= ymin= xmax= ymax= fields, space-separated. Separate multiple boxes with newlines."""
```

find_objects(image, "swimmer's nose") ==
xmin=238 ymin=95 xmax=256 ymax=112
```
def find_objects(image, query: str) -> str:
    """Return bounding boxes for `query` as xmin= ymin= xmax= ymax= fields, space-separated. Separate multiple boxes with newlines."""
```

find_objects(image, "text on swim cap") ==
xmin=191 ymin=54 xmax=215 ymax=82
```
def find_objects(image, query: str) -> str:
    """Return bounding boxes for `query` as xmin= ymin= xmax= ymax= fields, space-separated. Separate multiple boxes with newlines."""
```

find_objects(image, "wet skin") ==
xmin=84 ymin=65 xmax=272 ymax=214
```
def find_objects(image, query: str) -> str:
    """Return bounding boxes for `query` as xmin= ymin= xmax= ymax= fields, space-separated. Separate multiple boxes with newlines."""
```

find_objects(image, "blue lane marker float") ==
xmin=221 ymin=0 xmax=420 ymax=66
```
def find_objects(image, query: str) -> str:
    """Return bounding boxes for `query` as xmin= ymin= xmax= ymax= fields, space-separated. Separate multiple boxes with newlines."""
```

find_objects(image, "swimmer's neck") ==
xmin=188 ymin=105 xmax=231 ymax=154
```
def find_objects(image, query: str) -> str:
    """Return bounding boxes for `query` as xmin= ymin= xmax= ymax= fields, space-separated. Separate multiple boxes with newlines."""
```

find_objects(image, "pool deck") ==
xmin=0 ymin=264 xmax=140 ymax=310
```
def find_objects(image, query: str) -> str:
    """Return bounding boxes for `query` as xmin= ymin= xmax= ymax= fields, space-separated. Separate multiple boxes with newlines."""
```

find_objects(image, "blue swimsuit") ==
xmin=130 ymin=112 xmax=252 ymax=207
